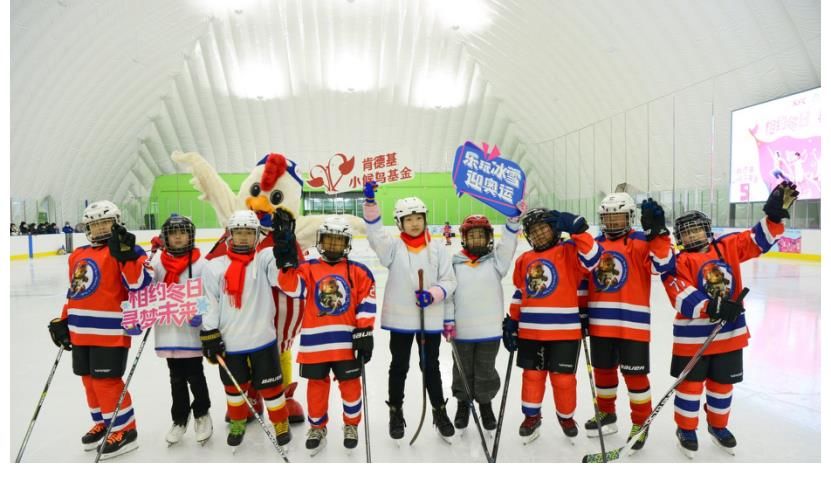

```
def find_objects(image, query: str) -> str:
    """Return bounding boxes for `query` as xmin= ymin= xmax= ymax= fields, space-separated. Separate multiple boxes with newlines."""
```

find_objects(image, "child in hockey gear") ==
xmin=443 ymin=222 xmax=453 ymax=246
xmin=445 ymin=212 xmax=522 ymax=431
xmin=661 ymin=181 xmax=798 ymax=458
xmin=49 ymin=200 xmax=152 ymax=459
xmin=149 ymin=214 xmax=212 ymax=446
xmin=362 ymin=181 xmax=457 ymax=442
xmin=200 ymin=210 xmax=292 ymax=448
xmin=509 ymin=208 xmax=603 ymax=444
xmin=579 ymin=194 xmax=675 ymax=451
xmin=271 ymin=211 xmax=376 ymax=455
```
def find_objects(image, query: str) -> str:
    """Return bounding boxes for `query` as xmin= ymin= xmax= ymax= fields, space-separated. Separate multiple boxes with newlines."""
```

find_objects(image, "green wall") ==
xmin=147 ymin=172 xmax=508 ymax=228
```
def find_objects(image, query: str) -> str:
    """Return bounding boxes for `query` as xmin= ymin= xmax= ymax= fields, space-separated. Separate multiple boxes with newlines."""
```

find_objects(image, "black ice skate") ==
xmin=454 ymin=400 xmax=471 ymax=430
xmin=305 ymin=426 xmax=327 ymax=456
xmin=584 ymin=411 xmax=618 ymax=437
xmin=99 ymin=428 xmax=138 ymax=460
xmin=274 ymin=420 xmax=292 ymax=447
xmin=519 ymin=414 xmax=542 ymax=445
xmin=627 ymin=424 xmax=649 ymax=453
xmin=81 ymin=422 xmax=107 ymax=451
xmin=433 ymin=403 xmax=455 ymax=444
xmin=676 ymin=428 xmax=698 ymax=459
xmin=343 ymin=424 xmax=359 ymax=449
xmin=479 ymin=402 xmax=496 ymax=432
xmin=227 ymin=419 xmax=246 ymax=450
xmin=708 ymin=425 xmax=737 ymax=455
xmin=557 ymin=416 xmax=578 ymax=444
xmin=386 ymin=401 xmax=406 ymax=441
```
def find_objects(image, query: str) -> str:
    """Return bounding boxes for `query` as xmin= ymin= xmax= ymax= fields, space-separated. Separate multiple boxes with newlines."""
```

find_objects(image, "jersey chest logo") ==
xmin=525 ymin=259 xmax=557 ymax=298
xmin=698 ymin=260 xmax=735 ymax=300
xmin=314 ymin=275 xmax=351 ymax=316
xmin=68 ymin=258 xmax=101 ymax=299
xmin=593 ymin=251 xmax=628 ymax=292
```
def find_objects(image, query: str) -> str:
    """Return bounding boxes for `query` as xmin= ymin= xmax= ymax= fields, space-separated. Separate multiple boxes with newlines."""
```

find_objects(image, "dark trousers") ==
xmin=388 ymin=331 xmax=445 ymax=408
xmin=167 ymin=357 xmax=211 ymax=424
xmin=451 ymin=340 xmax=501 ymax=404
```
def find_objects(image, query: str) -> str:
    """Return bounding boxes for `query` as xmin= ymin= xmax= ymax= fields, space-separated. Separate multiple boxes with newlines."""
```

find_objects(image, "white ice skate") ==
xmin=165 ymin=420 xmax=188 ymax=446
xmin=194 ymin=414 xmax=213 ymax=445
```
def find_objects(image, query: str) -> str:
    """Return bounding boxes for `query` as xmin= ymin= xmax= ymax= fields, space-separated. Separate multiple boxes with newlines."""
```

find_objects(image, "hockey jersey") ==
xmin=581 ymin=231 xmax=675 ymax=342
xmin=661 ymin=217 xmax=784 ymax=357
xmin=276 ymin=258 xmax=376 ymax=365
xmin=444 ymin=221 xmax=520 ymax=342
xmin=148 ymin=253 xmax=206 ymax=358
xmin=363 ymin=203 xmax=456 ymax=334
xmin=201 ymin=249 xmax=281 ymax=354
xmin=510 ymin=232 xmax=603 ymax=341
xmin=60 ymin=244 xmax=152 ymax=348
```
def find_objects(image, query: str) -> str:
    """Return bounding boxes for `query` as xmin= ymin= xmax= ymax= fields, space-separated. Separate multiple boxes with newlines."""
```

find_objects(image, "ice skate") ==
xmin=454 ymin=400 xmax=470 ymax=430
xmin=626 ymin=423 xmax=649 ymax=455
xmin=81 ymin=422 xmax=107 ymax=451
xmin=274 ymin=420 xmax=292 ymax=448
xmin=305 ymin=426 xmax=327 ymax=456
xmin=708 ymin=425 xmax=737 ymax=455
xmin=519 ymin=414 xmax=541 ymax=445
xmin=432 ymin=403 xmax=455 ymax=444
xmin=227 ymin=419 xmax=246 ymax=451
xmin=557 ymin=416 xmax=578 ymax=445
xmin=194 ymin=414 xmax=213 ymax=445
xmin=343 ymin=424 xmax=359 ymax=450
xmin=165 ymin=419 xmax=188 ymax=446
xmin=584 ymin=411 xmax=618 ymax=437
xmin=676 ymin=428 xmax=698 ymax=459
xmin=386 ymin=401 xmax=406 ymax=440
xmin=99 ymin=429 xmax=138 ymax=460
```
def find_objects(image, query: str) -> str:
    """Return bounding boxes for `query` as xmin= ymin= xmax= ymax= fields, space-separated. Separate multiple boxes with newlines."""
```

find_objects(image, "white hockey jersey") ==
xmin=444 ymin=222 xmax=520 ymax=342
xmin=363 ymin=204 xmax=456 ymax=334
xmin=149 ymin=254 xmax=206 ymax=358
xmin=202 ymin=249 xmax=280 ymax=354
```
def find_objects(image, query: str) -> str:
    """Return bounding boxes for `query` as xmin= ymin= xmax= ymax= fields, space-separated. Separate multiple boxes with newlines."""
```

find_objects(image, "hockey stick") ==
xmin=580 ymin=326 xmax=608 ymax=462
xmin=95 ymin=326 xmax=153 ymax=463
xmin=360 ymin=356 xmax=371 ymax=463
xmin=582 ymin=287 xmax=750 ymax=463
xmin=15 ymin=347 xmax=64 ymax=463
xmin=409 ymin=269 xmax=428 ymax=446
xmin=449 ymin=340 xmax=494 ymax=463
xmin=216 ymin=355 xmax=291 ymax=463
xmin=491 ymin=340 xmax=514 ymax=462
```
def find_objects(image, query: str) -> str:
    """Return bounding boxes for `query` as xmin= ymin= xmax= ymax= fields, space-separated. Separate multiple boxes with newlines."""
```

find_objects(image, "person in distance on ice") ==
xmin=199 ymin=210 xmax=292 ymax=449
xmin=271 ymin=211 xmax=376 ymax=455
xmin=146 ymin=214 xmax=213 ymax=446
xmin=362 ymin=181 xmax=458 ymax=443
xmin=503 ymin=207 xmax=603 ymax=445
xmin=48 ymin=201 xmax=152 ymax=459
xmin=660 ymin=181 xmax=798 ymax=458
xmin=443 ymin=206 xmax=524 ymax=433
xmin=578 ymin=193 xmax=675 ymax=451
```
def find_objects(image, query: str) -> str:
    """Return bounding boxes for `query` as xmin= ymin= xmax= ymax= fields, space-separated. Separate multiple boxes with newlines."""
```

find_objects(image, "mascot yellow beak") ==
xmin=246 ymin=195 xmax=274 ymax=214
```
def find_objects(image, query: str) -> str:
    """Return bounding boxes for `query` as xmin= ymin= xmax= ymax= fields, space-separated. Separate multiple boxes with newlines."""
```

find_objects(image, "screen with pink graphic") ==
xmin=730 ymin=87 xmax=821 ymax=202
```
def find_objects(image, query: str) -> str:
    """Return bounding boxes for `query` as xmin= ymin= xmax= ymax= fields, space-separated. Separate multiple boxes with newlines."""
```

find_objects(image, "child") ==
xmin=444 ymin=211 xmax=521 ymax=431
xmin=362 ymin=181 xmax=457 ymax=442
xmin=199 ymin=210 xmax=291 ymax=448
xmin=443 ymin=222 xmax=453 ymax=246
xmin=148 ymin=214 xmax=212 ymax=445
xmin=47 ymin=200 xmax=151 ymax=459
xmin=579 ymin=193 xmax=675 ymax=451
xmin=661 ymin=181 xmax=798 ymax=458
xmin=271 ymin=212 xmax=376 ymax=454
xmin=503 ymin=208 xmax=602 ymax=444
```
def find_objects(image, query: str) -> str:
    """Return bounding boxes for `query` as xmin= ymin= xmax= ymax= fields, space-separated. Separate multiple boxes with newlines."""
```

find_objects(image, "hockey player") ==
xmin=362 ymin=181 xmax=458 ymax=442
xmin=444 ymin=211 xmax=521 ymax=432
xmin=148 ymin=214 xmax=212 ymax=445
xmin=661 ymin=181 xmax=798 ymax=458
xmin=503 ymin=208 xmax=603 ymax=444
xmin=271 ymin=212 xmax=376 ymax=454
xmin=199 ymin=210 xmax=291 ymax=448
xmin=579 ymin=194 xmax=675 ymax=451
xmin=443 ymin=222 xmax=453 ymax=246
xmin=48 ymin=201 xmax=152 ymax=459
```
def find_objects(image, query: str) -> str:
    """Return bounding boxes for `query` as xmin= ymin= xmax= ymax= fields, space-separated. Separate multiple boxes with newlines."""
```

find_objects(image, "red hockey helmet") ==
xmin=460 ymin=215 xmax=494 ymax=256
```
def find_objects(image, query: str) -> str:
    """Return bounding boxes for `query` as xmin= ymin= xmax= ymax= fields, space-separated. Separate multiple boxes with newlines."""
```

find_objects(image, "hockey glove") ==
xmin=189 ymin=314 xmax=203 ymax=328
xmin=363 ymin=181 xmax=379 ymax=203
xmin=640 ymin=198 xmax=670 ymax=240
xmin=502 ymin=314 xmax=518 ymax=352
xmin=415 ymin=289 xmax=434 ymax=308
xmin=48 ymin=317 xmax=72 ymax=351
xmin=200 ymin=328 xmax=225 ymax=364
xmin=108 ymin=224 xmax=140 ymax=262
xmin=556 ymin=212 xmax=589 ymax=235
xmin=706 ymin=296 xmax=745 ymax=324
xmin=151 ymin=235 xmax=164 ymax=253
xmin=443 ymin=321 xmax=457 ymax=341
xmin=352 ymin=327 xmax=374 ymax=363
xmin=272 ymin=208 xmax=299 ymax=269
xmin=763 ymin=181 xmax=800 ymax=223
xmin=123 ymin=323 xmax=142 ymax=336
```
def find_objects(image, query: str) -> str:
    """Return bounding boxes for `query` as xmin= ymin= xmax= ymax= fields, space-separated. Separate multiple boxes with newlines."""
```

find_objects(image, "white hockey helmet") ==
xmin=82 ymin=200 xmax=122 ymax=244
xmin=394 ymin=197 xmax=428 ymax=231
xmin=227 ymin=210 xmax=261 ymax=252
xmin=598 ymin=192 xmax=636 ymax=238
xmin=316 ymin=216 xmax=353 ymax=262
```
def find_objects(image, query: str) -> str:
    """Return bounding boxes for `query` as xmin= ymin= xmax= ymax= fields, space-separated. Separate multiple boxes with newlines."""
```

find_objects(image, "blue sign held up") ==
xmin=452 ymin=141 xmax=526 ymax=217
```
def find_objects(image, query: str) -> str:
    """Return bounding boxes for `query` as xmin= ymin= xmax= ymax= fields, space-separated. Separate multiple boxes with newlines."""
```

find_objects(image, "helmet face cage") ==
xmin=673 ymin=211 xmax=712 ymax=252
xmin=598 ymin=193 xmax=636 ymax=238
xmin=82 ymin=201 xmax=122 ymax=245
xmin=521 ymin=209 xmax=560 ymax=252
xmin=316 ymin=218 xmax=353 ymax=262
xmin=460 ymin=215 xmax=494 ymax=256
xmin=162 ymin=216 xmax=195 ymax=255
xmin=227 ymin=211 xmax=261 ymax=253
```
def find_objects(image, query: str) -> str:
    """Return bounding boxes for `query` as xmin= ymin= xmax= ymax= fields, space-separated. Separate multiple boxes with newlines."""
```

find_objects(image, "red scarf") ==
xmin=160 ymin=248 xmax=201 ymax=285
xmin=224 ymin=248 xmax=255 ymax=309
xmin=461 ymin=248 xmax=480 ymax=262
xmin=400 ymin=231 xmax=431 ymax=250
